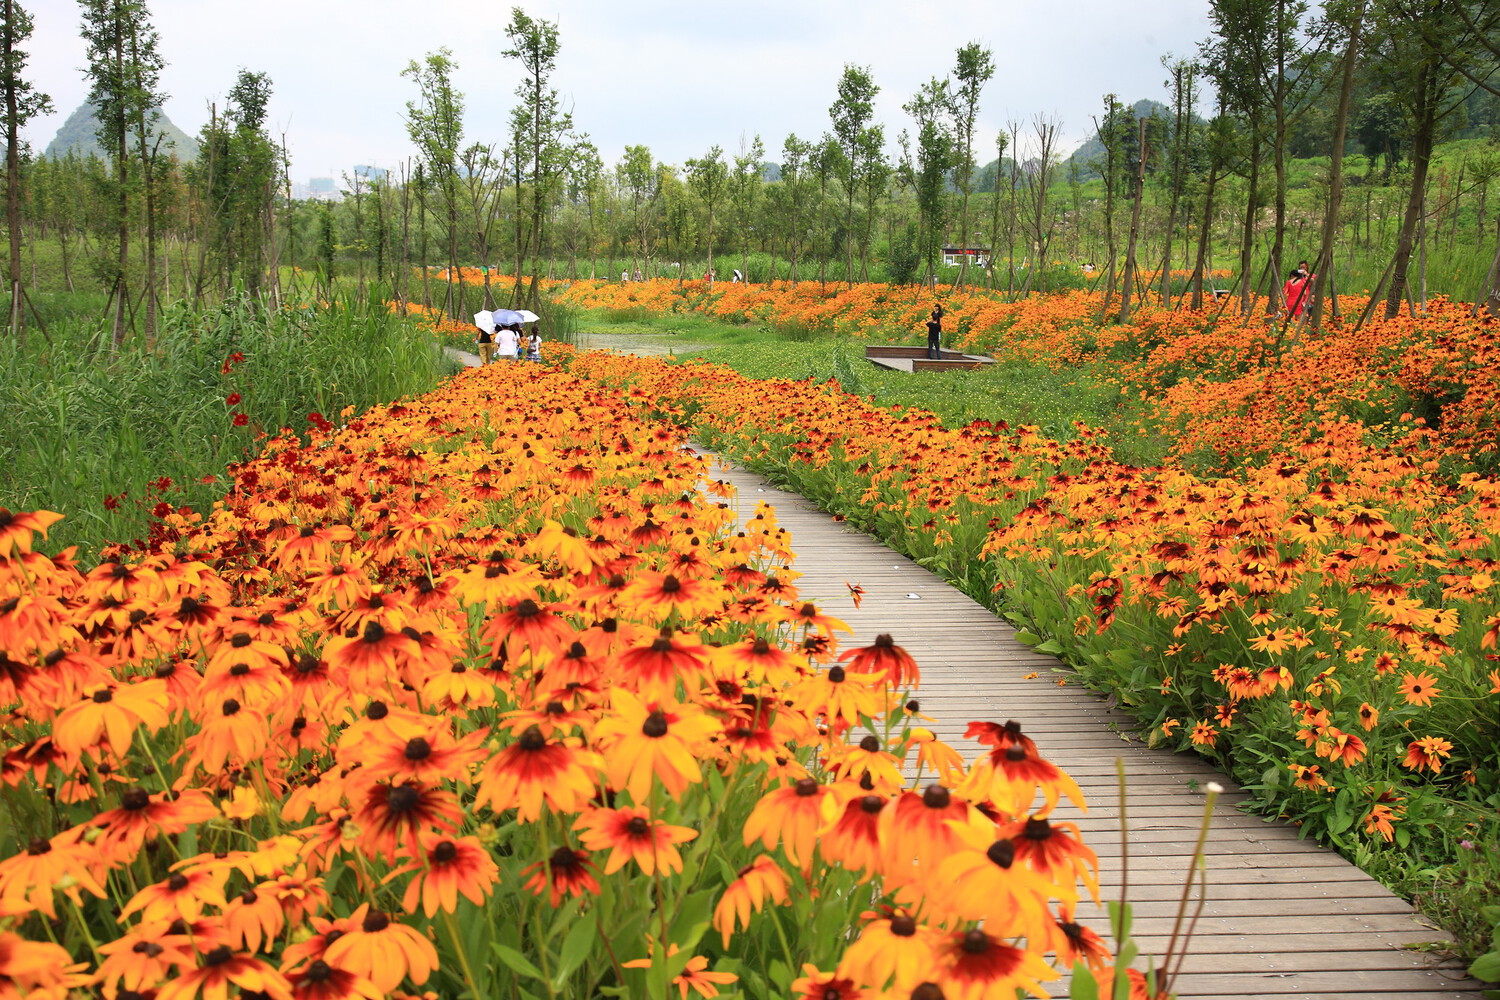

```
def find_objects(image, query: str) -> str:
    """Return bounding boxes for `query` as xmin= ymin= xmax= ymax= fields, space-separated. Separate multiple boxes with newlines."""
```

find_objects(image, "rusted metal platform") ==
xmin=865 ymin=344 xmax=997 ymax=372
xmin=698 ymin=450 xmax=1481 ymax=1000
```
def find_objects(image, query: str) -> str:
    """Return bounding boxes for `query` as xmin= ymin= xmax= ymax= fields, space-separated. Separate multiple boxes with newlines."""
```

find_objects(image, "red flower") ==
xmin=232 ymin=413 xmax=250 ymax=427
xmin=226 ymin=393 xmax=242 ymax=406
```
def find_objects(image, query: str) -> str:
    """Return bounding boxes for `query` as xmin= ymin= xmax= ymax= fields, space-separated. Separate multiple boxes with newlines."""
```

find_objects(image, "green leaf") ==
xmin=1469 ymin=950 xmax=1500 ymax=983
xmin=1014 ymin=630 xmax=1042 ymax=646
xmin=492 ymin=943 xmax=545 ymax=981
xmin=553 ymin=917 xmax=596 ymax=986
xmin=1068 ymin=959 xmax=1100 ymax=1000
xmin=1035 ymin=639 xmax=1064 ymax=655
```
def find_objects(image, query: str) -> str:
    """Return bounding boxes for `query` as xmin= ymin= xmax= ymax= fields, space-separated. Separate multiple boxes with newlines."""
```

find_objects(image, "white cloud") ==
xmin=22 ymin=0 xmax=1212 ymax=180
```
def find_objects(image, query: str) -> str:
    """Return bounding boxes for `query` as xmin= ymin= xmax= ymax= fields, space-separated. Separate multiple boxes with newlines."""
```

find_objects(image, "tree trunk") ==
xmin=1118 ymin=117 xmax=1148 ymax=324
xmin=1238 ymin=138 xmax=1260 ymax=314
xmin=1189 ymin=156 xmax=1220 ymax=311
xmin=1384 ymin=65 xmax=1437 ymax=319
xmin=4 ymin=0 xmax=23 ymax=338
xmin=1309 ymin=0 xmax=1363 ymax=329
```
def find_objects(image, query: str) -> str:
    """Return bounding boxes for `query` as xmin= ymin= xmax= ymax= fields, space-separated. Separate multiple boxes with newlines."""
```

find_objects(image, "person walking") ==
xmin=495 ymin=323 xmax=520 ymax=362
xmin=473 ymin=311 xmax=496 ymax=365
xmin=526 ymin=324 xmax=544 ymax=362
xmin=1283 ymin=261 xmax=1314 ymax=318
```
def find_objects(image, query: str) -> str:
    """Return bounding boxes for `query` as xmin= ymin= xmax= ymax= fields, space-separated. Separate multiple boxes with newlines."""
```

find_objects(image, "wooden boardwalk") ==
xmin=698 ymin=452 xmax=1480 ymax=1000
xmin=444 ymin=349 xmax=1479 ymax=997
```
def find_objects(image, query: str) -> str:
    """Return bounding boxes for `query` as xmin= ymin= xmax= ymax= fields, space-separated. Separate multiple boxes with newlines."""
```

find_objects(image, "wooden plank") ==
xmin=698 ymin=453 xmax=1479 ymax=1000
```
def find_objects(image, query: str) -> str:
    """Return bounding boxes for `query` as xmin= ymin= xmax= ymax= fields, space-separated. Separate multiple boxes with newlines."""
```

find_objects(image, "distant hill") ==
xmin=1064 ymin=99 xmax=1171 ymax=180
xmin=45 ymin=100 xmax=199 ymax=162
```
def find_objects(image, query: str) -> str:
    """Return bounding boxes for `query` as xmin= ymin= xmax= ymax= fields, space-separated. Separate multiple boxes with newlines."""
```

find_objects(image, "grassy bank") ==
xmin=0 ymin=289 xmax=457 ymax=558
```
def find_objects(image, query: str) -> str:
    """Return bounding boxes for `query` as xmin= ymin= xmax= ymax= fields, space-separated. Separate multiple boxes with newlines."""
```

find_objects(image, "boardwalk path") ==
xmin=450 ymin=349 xmax=1481 ymax=998
xmin=700 ymin=453 xmax=1479 ymax=1000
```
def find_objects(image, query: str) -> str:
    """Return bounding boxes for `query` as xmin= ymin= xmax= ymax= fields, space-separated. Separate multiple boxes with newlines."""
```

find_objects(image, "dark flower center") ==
xmin=752 ymin=638 xmax=771 ymax=654
xmin=661 ymin=576 xmax=681 ymax=593
xmin=860 ymin=795 xmax=884 ymax=814
xmin=1023 ymin=817 xmax=1052 ymax=841
xmin=911 ymin=983 xmax=947 ymax=1000
xmin=859 ymin=735 xmax=881 ymax=752
xmin=121 ymin=788 xmax=151 ymax=811
xmin=921 ymin=784 xmax=950 ymax=809
xmin=794 ymin=777 xmax=820 ymax=797
xmin=626 ymin=816 xmax=650 ymax=836
xmin=240 ymin=889 xmax=258 ymax=904
xmin=545 ymin=701 xmax=566 ymax=715
xmin=567 ymin=641 xmax=588 ymax=659
xmin=432 ymin=841 xmax=458 ymax=863
xmin=92 ymin=687 xmax=114 ymax=703
xmin=362 ymin=910 xmax=390 ymax=932
xmin=26 ymin=838 xmax=51 ymax=855
xmin=387 ymin=784 xmax=420 ymax=813
xmin=516 ymin=599 xmax=541 ymax=618
xmin=1005 ymin=744 xmax=1027 ymax=762
xmin=986 ymin=839 xmax=1016 ymax=869
xmin=827 ymin=666 xmax=846 ymax=683
xmin=874 ymin=634 xmax=895 ymax=647
xmin=133 ymin=941 xmax=165 ymax=957
xmin=168 ymin=873 xmax=190 ymax=892
xmin=222 ymin=698 xmax=242 ymax=716
xmin=204 ymin=945 xmax=234 ymax=966
xmin=305 ymin=960 xmax=334 ymax=982
xmin=367 ymin=701 xmax=389 ymax=720
xmin=229 ymin=663 xmax=250 ymax=676
xmin=519 ymin=726 xmax=547 ymax=751
xmin=362 ymin=622 xmax=386 ymax=643
xmin=961 ymin=929 xmax=990 ymax=955
xmin=230 ymin=633 xmax=252 ymax=648
xmin=642 ymin=711 xmax=669 ymax=738
xmin=404 ymin=738 xmax=432 ymax=761
xmin=890 ymin=913 xmax=917 ymax=936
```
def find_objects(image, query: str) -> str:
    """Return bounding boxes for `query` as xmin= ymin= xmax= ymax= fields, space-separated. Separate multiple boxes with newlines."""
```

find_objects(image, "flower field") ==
xmin=0 ymin=356 xmax=1153 ymax=999
xmin=550 ymin=278 xmax=1500 ymax=472
xmin=562 ymin=340 xmax=1500 ymax=945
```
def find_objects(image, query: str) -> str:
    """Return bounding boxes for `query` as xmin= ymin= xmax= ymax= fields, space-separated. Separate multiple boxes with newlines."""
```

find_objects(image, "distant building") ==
xmin=292 ymin=177 xmax=341 ymax=202
xmin=941 ymin=246 xmax=990 ymax=268
xmin=352 ymin=164 xmax=388 ymax=182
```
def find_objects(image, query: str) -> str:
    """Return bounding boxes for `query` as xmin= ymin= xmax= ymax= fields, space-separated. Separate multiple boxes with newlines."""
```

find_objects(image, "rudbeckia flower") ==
xmin=521 ymin=846 xmax=600 ymax=907
xmin=120 ymin=868 xmax=230 ymax=923
xmin=475 ymin=726 xmax=603 ymax=822
xmin=0 ymin=507 xmax=63 ymax=556
xmin=390 ymin=833 xmax=500 ymax=916
xmin=353 ymin=780 xmax=461 ymax=854
xmin=819 ymin=793 xmax=887 ymax=877
xmin=837 ymin=633 xmax=920 ymax=687
xmin=593 ymin=690 xmax=720 ymax=802
xmin=141 ymin=940 xmax=279 ymax=1000
xmin=53 ymin=679 xmax=171 ymax=756
xmin=935 ymin=929 xmax=1059 ymax=1000
xmin=966 ymin=742 xmax=1086 ymax=818
xmin=0 ymin=833 xmax=107 ymax=918
xmin=321 ymin=906 xmax=439 ymax=994
xmin=575 ymin=806 xmax=699 ymax=875
xmin=836 ymin=909 xmax=943 ymax=993
xmin=617 ymin=630 xmax=710 ymax=699
xmin=285 ymin=959 xmax=385 ymax=1000
xmin=711 ymin=855 xmax=789 ymax=946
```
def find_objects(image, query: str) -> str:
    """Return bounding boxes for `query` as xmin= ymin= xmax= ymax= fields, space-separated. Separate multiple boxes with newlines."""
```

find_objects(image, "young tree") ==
xmin=729 ymin=134 xmax=765 ymax=281
xmin=81 ymin=0 xmax=165 ymax=345
xmin=198 ymin=70 xmax=277 ymax=299
xmin=2 ymin=0 xmax=51 ymax=337
xmin=619 ymin=145 xmax=661 ymax=277
xmin=829 ymin=64 xmax=878 ymax=283
xmin=402 ymin=48 xmax=464 ymax=313
xmin=504 ymin=8 xmax=573 ymax=309
xmin=950 ymin=42 xmax=994 ymax=288
xmin=780 ymin=134 xmax=811 ymax=281
xmin=685 ymin=144 xmax=727 ymax=281
xmin=1307 ymin=0 xmax=1367 ymax=328
xmin=903 ymin=78 xmax=954 ymax=283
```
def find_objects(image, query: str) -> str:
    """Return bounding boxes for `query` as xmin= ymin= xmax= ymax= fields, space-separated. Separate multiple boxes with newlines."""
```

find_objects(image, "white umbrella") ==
xmin=515 ymin=309 xmax=540 ymax=323
xmin=492 ymin=309 xmax=522 ymax=327
xmin=473 ymin=311 xmax=496 ymax=333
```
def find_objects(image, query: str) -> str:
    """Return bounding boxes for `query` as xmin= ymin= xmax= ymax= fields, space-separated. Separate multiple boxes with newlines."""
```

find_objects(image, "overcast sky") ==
xmin=23 ymin=0 xmax=1214 ymax=181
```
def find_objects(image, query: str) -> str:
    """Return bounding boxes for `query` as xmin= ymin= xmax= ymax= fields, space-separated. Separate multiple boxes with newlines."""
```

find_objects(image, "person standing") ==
xmin=926 ymin=304 xmax=944 ymax=360
xmin=527 ymin=324 xmax=544 ymax=362
xmin=473 ymin=311 xmax=496 ymax=365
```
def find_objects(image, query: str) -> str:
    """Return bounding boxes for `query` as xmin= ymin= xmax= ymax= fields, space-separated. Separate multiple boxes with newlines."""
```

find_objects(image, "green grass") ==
xmin=0 ymin=287 xmax=456 ymax=560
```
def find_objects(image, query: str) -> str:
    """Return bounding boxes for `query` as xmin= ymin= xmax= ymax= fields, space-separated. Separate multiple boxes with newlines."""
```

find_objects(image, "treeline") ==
xmin=3 ymin=0 xmax=1499 ymax=343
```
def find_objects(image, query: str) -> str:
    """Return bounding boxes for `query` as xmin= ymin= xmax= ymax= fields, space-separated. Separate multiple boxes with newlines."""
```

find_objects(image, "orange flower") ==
xmin=935 ymin=928 xmax=1059 ymax=1000
xmin=157 ymin=947 xmax=293 ymax=1000
xmin=1401 ymin=736 xmax=1454 ymax=774
xmin=593 ymin=690 xmax=719 ymax=802
xmin=521 ymin=846 xmax=600 ymax=907
xmin=742 ymin=777 xmax=830 ymax=867
xmin=321 ymin=906 xmax=439 ymax=994
xmin=711 ymin=855 xmax=789 ymax=946
xmin=52 ymin=679 xmax=171 ymax=756
xmin=390 ymin=834 xmax=500 ymax=917
xmin=1398 ymin=670 xmax=1441 ymax=706
xmin=474 ymin=726 xmax=602 ymax=822
xmin=836 ymin=910 xmax=942 ymax=992
xmin=574 ymin=806 xmax=698 ymax=875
